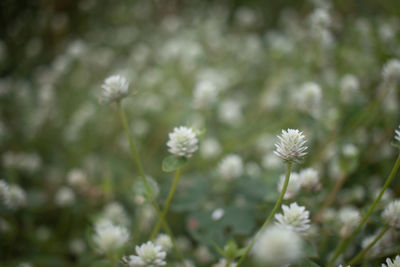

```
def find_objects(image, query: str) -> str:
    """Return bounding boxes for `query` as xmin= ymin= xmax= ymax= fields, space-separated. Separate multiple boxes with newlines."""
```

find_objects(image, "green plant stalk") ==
xmin=347 ymin=225 xmax=389 ymax=265
xmin=150 ymin=167 xmax=182 ymax=239
xmin=236 ymin=162 xmax=292 ymax=267
xmin=328 ymin=153 xmax=400 ymax=266
xmin=116 ymin=102 xmax=185 ymax=263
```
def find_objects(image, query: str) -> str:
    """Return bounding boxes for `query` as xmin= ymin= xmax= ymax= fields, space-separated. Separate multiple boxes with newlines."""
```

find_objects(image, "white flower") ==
xmin=275 ymin=202 xmax=311 ymax=234
xmin=67 ymin=169 xmax=87 ymax=187
xmin=218 ymin=154 xmax=243 ymax=180
xmin=218 ymin=100 xmax=243 ymax=126
xmin=382 ymin=59 xmax=400 ymax=82
xmin=277 ymin=172 xmax=301 ymax=199
xmin=309 ymin=8 xmax=331 ymax=29
xmin=382 ymin=200 xmax=400 ymax=228
xmin=338 ymin=265 xmax=351 ymax=267
xmin=101 ymin=75 xmax=129 ymax=103
xmin=155 ymin=234 xmax=172 ymax=252
xmin=294 ymin=82 xmax=322 ymax=115
xmin=213 ymin=258 xmax=237 ymax=267
xmin=124 ymin=241 xmax=167 ymax=267
xmin=0 ymin=179 xmax=9 ymax=203
xmin=54 ymin=186 xmax=75 ymax=207
xmin=382 ymin=255 xmax=400 ymax=267
xmin=395 ymin=125 xmax=400 ymax=143
xmin=93 ymin=222 xmax=129 ymax=254
xmin=167 ymin=126 xmax=198 ymax=158
xmin=200 ymin=138 xmax=221 ymax=158
xmin=193 ymin=80 xmax=218 ymax=108
xmin=102 ymin=202 xmax=130 ymax=226
xmin=299 ymin=168 xmax=321 ymax=191
xmin=274 ymin=129 xmax=308 ymax=163
xmin=211 ymin=208 xmax=225 ymax=221
xmin=252 ymin=226 xmax=303 ymax=266
xmin=339 ymin=206 xmax=361 ymax=237
xmin=7 ymin=184 xmax=26 ymax=209
xmin=340 ymin=74 xmax=360 ymax=103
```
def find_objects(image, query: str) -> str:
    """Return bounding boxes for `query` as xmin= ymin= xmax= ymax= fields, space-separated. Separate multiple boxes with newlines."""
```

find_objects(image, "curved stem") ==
xmin=236 ymin=162 xmax=292 ymax=266
xmin=116 ymin=102 xmax=185 ymax=264
xmin=347 ymin=225 xmax=389 ymax=265
xmin=150 ymin=168 xmax=182 ymax=239
xmin=327 ymin=153 xmax=400 ymax=266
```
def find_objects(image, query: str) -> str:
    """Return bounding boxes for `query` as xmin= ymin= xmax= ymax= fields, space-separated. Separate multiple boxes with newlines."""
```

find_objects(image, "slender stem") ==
xmin=347 ymin=225 xmax=389 ymax=265
xmin=327 ymin=153 xmax=400 ymax=266
xmin=236 ymin=162 xmax=292 ymax=266
xmin=116 ymin=102 xmax=185 ymax=264
xmin=150 ymin=168 xmax=182 ymax=239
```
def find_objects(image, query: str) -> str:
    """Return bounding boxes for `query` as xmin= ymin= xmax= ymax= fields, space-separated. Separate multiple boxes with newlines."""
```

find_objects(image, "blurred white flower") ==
xmin=294 ymin=82 xmax=322 ymax=116
xmin=262 ymin=152 xmax=281 ymax=169
xmin=200 ymin=138 xmax=221 ymax=158
xmin=124 ymin=241 xmax=166 ymax=267
xmin=193 ymin=80 xmax=219 ymax=108
xmin=0 ymin=179 xmax=9 ymax=203
xmin=309 ymin=8 xmax=331 ymax=29
xmin=395 ymin=125 xmax=400 ymax=143
xmin=54 ymin=186 xmax=75 ymax=207
xmin=382 ymin=200 xmax=400 ymax=228
xmin=277 ymin=172 xmax=301 ymax=199
xmin=299 ymin=168 xmax=321 ymax=191
xmin=7 ymin=184 xmax=26 ymax=209
xmin=382 ymin=255 xmax=400 ymax=267
xmin=100 ymin=75 xmax=129 ymax=103
xmin=275 ymin=202 xmax=311 ymax=234
xmin=69 ymin=238 xmax=86 ymax=255
xmin=211 ymin=208 xmax=225 ymax=221
xmin=382 ymin=59 xmax=400 ymax=82
xmin=67 ymin=169 xmax=87 ymax=188
xmin=213 ymin=258 xmax=237 ymax=267
xmin=218 ymin=100 xmax=243 ymax=126
xmin=93 ymin=222 xmax=129 ymax=254
xmin=102 ymin=202 xmax=130 ymax=226
xmin=340 ymin=74 xmax=360 ymax=103
xmin=218 ymin=154 xmax=243 ymax=180
xmin=155 ymin=234 xmax=172 ymax=252
xmin=274 ymin=129 xmax=308 ymax=163
xmin=339 ymin=206 xmax=361 ymax=237
xmin=252 ymin=226 xmax=303 ymax=266
xmin=194 ymin=246 xmax=214 ymax=264
xmin=342 ymin=144 xmax=358 ymax=158
xmin=167 ymin=126 xmax=199 ymax=158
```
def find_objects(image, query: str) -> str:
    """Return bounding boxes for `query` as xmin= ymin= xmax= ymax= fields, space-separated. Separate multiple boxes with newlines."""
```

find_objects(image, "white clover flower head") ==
xmin=274 ymin=129 xmax=308 ymax=163
xmin=54 ymin=186 xmax=75 ymax=207
xmin=395 ymin=125 xmax=400 ymax=143
xmin=252 ymin=226 xmax=303 ymax=266
xmin=7 ymin=184 xmax=26 ymax=209
xmin=299 ymin=168 xmax=321 ymax=191
xmin=277 ymin=172 xmax=301 ymax=199
xmin=212 ymin=258 xmax=237 ymax=267
xmin=339 ymin=206 xmax=361 ymax=237
xmin=309 ymin=8 xmax=331 ymax=29
xmin=167 ymin=126 xmax=199 ymax=158
xmin=124 ymin=241 xmax=166 ymax=267
xmin=101 ymin=75 xmax=130 ymax=103
xmin=382 ymin=59 xmax=400 ymax=82
xmin=275 ymin=202 xmax=311 ymax=234
xmin=382 ymin=255 xmax=400 ymax=267
xmin=93 ymin=222 xmax=129 ymax=254
xmin=218 ymin=154 xmax=243 ymax=180
xmin=155 ymin=234 xmax=172 ymax=252
xmin=382 ymin=200 xmax=400 ymax=228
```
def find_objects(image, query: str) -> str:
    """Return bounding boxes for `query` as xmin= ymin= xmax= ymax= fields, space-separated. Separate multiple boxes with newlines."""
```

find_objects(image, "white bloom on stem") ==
xmin=339 ymin=206 xmax=361 ymax=237
xmin=167 ymin=126 xmax=199 ymax=158
xmin=277 ymin=172 xmax=301 ymax=199
xmin=218 ymin=154 xmax=243 ymax=180
xmin=155 ymin=234 xmax=172 ymax=252
xmin=252 ymin=226 xmax=303 ymax=266
xmin=274 ymin=129 xmax=308 ymax=163
xmin=382 ymin=59 xmax=400 ymax=82
xmin=382 ymin=255 xmax=400 ymax=267
xmin=275 ymin=202 xmax=311 ymax=234
xmin=101 ymin=75 xmax=129 ymax=103
xmin=123 ymin=241 xmax=166 ymax=267
xmin=93 ymin=222 xmax=129 ymax=254
xmin=382 ymin=200 xmax=400 ymax=228
xmin=299 ymin=168 xmax=321 ymax=191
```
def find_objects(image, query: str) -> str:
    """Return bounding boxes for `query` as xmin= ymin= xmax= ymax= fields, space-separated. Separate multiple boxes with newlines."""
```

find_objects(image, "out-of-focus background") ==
xmin=1 ymin=0 xmax=400 ymax=266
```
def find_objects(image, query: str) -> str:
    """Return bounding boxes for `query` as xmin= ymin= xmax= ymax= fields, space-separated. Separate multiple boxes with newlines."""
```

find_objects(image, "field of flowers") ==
xmin=1 ymin=0 xmax=400 ymax=266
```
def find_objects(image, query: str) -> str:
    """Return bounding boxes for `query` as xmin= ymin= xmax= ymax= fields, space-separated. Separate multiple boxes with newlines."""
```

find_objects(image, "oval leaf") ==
xmin=162 ymin=155 xmax=187 ymax=172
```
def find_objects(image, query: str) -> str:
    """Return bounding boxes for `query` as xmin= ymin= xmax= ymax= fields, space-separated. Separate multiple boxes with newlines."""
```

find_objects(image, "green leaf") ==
xmin=162 ymin=155 xmax=188 ymax=172
xmin=303 ymin=240 xmax=319 ymax=258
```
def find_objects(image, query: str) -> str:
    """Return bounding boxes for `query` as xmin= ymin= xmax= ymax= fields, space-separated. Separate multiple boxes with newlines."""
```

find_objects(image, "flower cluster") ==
xmin=274 ymin=129 xmax=308 ymax=163
xmin=167 ymin=126 xmax=199 ymax=158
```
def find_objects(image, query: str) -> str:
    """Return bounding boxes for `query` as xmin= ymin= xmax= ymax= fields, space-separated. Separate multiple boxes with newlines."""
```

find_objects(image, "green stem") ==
xmin=150 ymin=168 xmax=182 ymax=239
xmin=236 ymin=162 xmax=292 ymax=266
xmin=327 ymin=153 xmax=400 ymax=266
xmin=116 ymin=102 xmax=185 ymax=264
xmin=347 ymin=225 xmax=389 ymax=265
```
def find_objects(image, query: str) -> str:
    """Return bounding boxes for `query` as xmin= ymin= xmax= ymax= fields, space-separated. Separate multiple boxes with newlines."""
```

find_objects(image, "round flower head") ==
xmin=167 ymin=126 xmax=198 ymax=158
xmin=93 ymin=222 xmax=129 ymax=254
xmin=382 ymin=200 xmax=400 ymax=228
xmin=382 ymin=255 xmax=400 ymax=267
xmin=6 ymin=184 xmax=26 ymax=209
xmin=155 ymin=234 xmax=173 ymax=252
xmin=101 ymin=75 xmax=129 ymax=103
xmin=299 ymin=168 xmax=321 ymax=191
xmin=275 ymin=202 xmax=311 ymax=234
xmin=252 ymin=226 xmax=302 ymax=266
xmin=123 ymin=241 xmax=167 ymax=267
xmin=395 ymin=125 xmax=400 ymax=143
xmin=218 ymin=154 xmax=243 ymax=180
xmin=382 ymin=59 xmax=400 ymax=82
xmin=274 ymin=129 xmax=308 ymax=163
